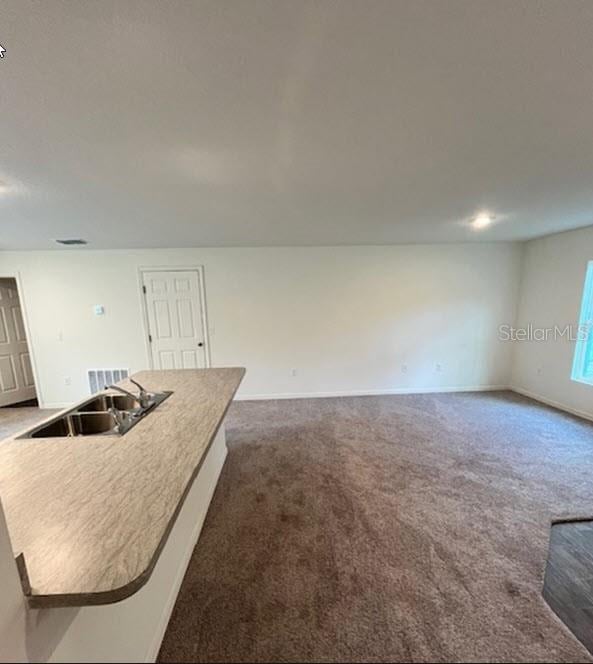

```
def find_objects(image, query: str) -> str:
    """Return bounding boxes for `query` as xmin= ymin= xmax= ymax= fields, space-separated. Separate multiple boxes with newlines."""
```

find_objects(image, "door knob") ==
xmin=197 ymin=342 xmax=204 ymax=347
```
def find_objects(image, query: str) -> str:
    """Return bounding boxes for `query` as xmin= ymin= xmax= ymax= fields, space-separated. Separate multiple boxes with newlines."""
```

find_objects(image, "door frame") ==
xmin=137 ymin=265 xmax=211 ymax=370
xmin=0 ymin=270 xmax=44 ymax=407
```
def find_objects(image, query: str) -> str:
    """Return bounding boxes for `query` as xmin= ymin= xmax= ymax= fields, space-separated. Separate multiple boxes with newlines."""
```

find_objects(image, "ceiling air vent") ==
xmin=55 ymin=239 xmax=88 ymax=245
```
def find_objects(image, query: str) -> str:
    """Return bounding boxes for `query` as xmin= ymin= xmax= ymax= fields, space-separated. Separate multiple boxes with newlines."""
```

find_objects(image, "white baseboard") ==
xmin=510 ymin=385 xmax=593 ymax=423
xmin=236 ymin=384 xmax=510 ymax=401
xmin=43 ymin=386 xmax=510 ymax=409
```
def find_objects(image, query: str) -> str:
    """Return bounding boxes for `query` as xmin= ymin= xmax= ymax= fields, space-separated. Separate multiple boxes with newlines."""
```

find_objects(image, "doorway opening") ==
xmin=0 ymin=278 xmax=38 ymax=408
xmin=140 ymin=268 xmax=210 ymax=370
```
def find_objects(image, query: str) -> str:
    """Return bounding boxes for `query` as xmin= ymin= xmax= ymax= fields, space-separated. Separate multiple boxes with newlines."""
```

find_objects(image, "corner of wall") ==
xmin=508 ymin=241 xmax=529 ymax=391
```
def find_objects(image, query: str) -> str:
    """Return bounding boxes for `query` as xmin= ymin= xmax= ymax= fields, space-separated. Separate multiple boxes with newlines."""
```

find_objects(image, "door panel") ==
xmin=0 ymin=312 xmax=7 ymax=344
xmin=0 ymin=355 xmax=17 ymax=391
xmin=181 ymin=349 xmax=198 ymax=368
xmin=176 ymin=299 xmax=195 ymax=338
xmin=12 ymin=306 xmax=26 ymax=341
xmin=153 ymin=300 xmax=172 ymax=338
xmin=20 ymin=352 xmax=35 ymax=386
xmin=174 ymin=277 xmax=191 ymax=292
xmin=0 ymin=279 xmax=37 ymax=406
xmin=143 ymin=270 xmax=207 ymax=371
xmin=159 ymin=350 xmax=176 ymax=370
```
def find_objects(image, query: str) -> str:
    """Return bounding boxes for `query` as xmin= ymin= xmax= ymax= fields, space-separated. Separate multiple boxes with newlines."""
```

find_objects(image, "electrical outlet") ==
xmin=436 ymin=363 xmax=443 ymax=372
xmin=537 ymin=367 xmax=543 ymax=375
xmin=291 ymin=368 xmax=297 ymax=377
xmin=401 ymin=364 xmax=408 ymax=373
xmin=64 ymin=376 xmax=72 ymax=386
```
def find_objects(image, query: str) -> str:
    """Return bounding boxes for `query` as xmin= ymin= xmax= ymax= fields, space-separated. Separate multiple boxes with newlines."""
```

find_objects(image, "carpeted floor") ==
xmin=158 ymin=390 xmax=593 ymax=663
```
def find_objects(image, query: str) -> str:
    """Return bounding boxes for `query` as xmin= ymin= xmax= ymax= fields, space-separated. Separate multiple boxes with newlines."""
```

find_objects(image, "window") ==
xmin=572 ymin=261 xmax=593 ymax=384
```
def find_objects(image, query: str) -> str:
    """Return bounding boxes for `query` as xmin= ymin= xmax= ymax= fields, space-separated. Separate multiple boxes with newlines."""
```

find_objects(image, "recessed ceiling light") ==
xmin=472 ymin=212 xmax=495 ymax=230
xmin=0 ymin=178 xmax=26 ymax=197
xmin=55 ymin=239 xmax=88 ymax=246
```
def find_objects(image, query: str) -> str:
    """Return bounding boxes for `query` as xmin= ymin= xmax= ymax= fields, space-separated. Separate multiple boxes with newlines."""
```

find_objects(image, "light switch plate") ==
xmin=93 ymin=305 xmax=105 ymax=316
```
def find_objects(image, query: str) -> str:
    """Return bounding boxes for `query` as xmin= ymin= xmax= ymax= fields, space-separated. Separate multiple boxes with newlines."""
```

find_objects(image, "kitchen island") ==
xmin=0 ymin=367 xmax=245 ymax=610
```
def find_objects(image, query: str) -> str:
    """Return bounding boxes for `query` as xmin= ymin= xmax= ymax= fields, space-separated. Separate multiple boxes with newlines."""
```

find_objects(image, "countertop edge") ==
xmin=20 ymin=367 xmax=246 ymax=609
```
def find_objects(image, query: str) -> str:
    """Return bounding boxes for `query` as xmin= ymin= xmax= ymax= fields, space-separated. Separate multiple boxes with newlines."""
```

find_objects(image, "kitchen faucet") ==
xmin=106 ymin=379 xmax=152 ymax=409
xmin=129 ymin=378 xmax=151 ymax=406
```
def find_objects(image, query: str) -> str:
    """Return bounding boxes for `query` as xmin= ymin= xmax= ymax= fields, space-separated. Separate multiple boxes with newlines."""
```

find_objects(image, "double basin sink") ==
xmin=19 ymin=390 xmax=173 ymax=439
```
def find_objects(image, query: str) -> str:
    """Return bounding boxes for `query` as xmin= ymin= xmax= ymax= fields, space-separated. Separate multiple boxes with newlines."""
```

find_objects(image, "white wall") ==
xmin=511 ymin=225 xmax=593 ymax=419
xmin=0 ymin=244 xmax=522 ymax=407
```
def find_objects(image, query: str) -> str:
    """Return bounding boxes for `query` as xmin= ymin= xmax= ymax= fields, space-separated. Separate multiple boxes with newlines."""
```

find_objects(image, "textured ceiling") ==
xmin=1 ymin=0 xmax=592 ymax=249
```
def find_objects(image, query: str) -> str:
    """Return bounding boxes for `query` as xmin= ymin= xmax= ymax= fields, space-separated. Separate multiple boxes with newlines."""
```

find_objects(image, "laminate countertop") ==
xmin=0 ymin=368 xmax=245 ymax=608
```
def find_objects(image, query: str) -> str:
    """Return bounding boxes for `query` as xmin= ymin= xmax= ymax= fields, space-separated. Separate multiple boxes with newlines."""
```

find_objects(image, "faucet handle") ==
xmin=108 ymin=407 xmax=131 ymax=433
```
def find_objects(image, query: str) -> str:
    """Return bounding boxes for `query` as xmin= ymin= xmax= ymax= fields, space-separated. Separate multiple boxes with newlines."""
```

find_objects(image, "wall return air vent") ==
xmin=88 ymin=368 xmax=129 ymax=394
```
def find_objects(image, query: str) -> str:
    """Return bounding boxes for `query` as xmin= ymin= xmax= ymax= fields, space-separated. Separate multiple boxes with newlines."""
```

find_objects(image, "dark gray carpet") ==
xmin=158 ymin=390 xmax=593 ymax=662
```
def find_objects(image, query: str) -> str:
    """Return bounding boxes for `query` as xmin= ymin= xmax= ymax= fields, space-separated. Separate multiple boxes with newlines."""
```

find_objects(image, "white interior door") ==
xmin=142 ymin=270 xmax=208 ymax=370
xmin=0 ymin=279 xmax=36 ymax=406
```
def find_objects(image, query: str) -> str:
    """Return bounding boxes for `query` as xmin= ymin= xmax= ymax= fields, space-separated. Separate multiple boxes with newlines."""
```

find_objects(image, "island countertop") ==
xmin=0 ymin=367 xmax=245 ymax=608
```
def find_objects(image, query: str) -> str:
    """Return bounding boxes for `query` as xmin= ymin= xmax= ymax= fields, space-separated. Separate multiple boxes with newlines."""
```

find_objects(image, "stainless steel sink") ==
xmin=74 ymin=394 xmax=139 ymax=413
xmin=28 ymin=416 xmax=71 ymax=438
xmin=19 ymin=389 xmax=173 ymax=439
xmin=29 ymin=412 xmax=118 ymax=438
